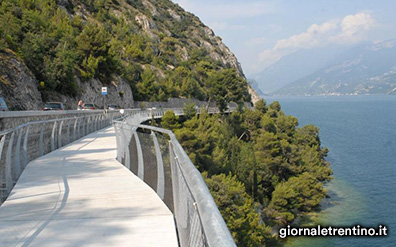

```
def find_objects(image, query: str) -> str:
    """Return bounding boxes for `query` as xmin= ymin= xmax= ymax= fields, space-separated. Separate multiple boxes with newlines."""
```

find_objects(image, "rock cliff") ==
xmin=0 ymin=50 xmax=42 ymax=110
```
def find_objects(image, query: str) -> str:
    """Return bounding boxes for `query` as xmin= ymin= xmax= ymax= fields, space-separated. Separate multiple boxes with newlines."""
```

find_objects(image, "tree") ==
xmin=204 ymin=173 xmax=274 ymax=247
xmin=0 ymin=11 xmax=22 ymax=51
xmin=267 ymin=172 xmax=327 ymax=224
xmin=254 ymin=98 xmax=267 ymax=114
xmin=76 ymin=23 xmax=116 ymax=80
xmin=182 ymin=102 xmax=197 ymax=120
xmin=135 ymin=68 xmax=160 ymax=101
xmin=161 ymin=110 xmax=180 ymax=130
xmin=237 ymin=142 xmax=259 ymax=199
xmin=44 ymin=42 xmax=78 ymax=95
xmin=206 ymin=69 xmax=249 ymax=112
xmin=269 ymin=101 xmax=281 ymax=111
xmin=261 ymin=115 xmax=277 ymax=134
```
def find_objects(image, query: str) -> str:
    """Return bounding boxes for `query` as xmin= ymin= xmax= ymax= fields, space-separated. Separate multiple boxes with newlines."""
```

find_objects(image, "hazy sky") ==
xmin=171 ymin=0 xmax=396 ymax=75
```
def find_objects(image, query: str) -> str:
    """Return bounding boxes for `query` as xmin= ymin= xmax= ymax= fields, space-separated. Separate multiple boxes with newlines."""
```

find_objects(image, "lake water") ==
xmin=265 ymin=95 xmax=396 ymax=247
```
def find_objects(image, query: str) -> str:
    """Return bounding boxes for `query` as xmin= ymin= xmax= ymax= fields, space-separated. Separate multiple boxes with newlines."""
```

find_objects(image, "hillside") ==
xmin=273 ymin=40 xmax=396 ymax=96
xmin=0 ymin=0 xmax=250 ymax=110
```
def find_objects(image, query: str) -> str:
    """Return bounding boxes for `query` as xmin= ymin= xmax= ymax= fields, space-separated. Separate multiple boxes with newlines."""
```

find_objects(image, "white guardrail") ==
xmin=0 ymin=109 xmax=144 ymax=202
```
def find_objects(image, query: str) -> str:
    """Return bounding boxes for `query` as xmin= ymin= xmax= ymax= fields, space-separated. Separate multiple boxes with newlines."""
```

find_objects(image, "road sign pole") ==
xmin=101 ymin=87 xmax=108 ymax=109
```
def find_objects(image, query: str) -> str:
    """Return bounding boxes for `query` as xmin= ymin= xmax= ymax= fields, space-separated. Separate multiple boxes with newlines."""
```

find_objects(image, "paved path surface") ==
xmin=0 ymin=127 xmax=178 ymax=247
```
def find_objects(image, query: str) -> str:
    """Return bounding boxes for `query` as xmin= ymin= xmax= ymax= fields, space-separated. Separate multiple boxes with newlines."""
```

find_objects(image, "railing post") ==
xmin=93 ymin=115 xmax=96 ymax=131
xmin=96 ymin=115 xmax=100 ymax=131
xmin=51 ymin=122 xmax=57 ymax=152
xmin=39 ymin=123 xmax=46 ymax=156
xmin=23 ymin=126 xmax=30 ymax=168
xmin=133 ymin=130 xmax=144 ymax=180
xmin=114 ymin=123 xmax=122 ymax=163
xmin=82 ymin=117 xmax=86 ymax=137
xmin=95 ymin=114 xmax=98 ymax=131
xmin=14 ymin=128 xmax=23 ymax=180
xmin=90 ymin=115 xmax=94 ymax=133
xmin=151 ymin=131 xmax=165 ymax=200
xmin=73 ymin=118 xmax=78 ymax=141
xmin=6 ymin=131 xmax=15 ymax=194
xmin=86 ymin=116 xmax=92 ymax=135
xmin=66 ymin=119 xmax=71 ymax=144
xmin=120 ymin=126 xmax=128 ymax=167
xmin=0 ymin=134 xmax=7 ymax=202
xmin=169 ymin=141 xmax=178 ymax=214
xmin=58 ymin=120 xmax=64 ymax=148
xmin=87 ymin=116 xmax=91 ymax=134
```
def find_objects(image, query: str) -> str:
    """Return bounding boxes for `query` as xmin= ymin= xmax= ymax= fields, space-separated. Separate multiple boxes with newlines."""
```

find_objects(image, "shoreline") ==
xmin=284 ymin=178 xmax=366 ymax=247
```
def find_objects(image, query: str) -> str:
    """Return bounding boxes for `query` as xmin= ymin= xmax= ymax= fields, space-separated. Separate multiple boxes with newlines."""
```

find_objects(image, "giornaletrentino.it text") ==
xmin=279 ymin=225 xmax=388 ymax=238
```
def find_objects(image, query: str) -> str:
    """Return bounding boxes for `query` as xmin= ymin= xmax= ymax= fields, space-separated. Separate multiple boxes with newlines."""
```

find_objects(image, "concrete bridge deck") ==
xmin=0 ymin=127 xmax=178 ymax=247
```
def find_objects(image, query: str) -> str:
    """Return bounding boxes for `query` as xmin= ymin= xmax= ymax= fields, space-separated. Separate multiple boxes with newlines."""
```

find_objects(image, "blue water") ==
xmin=265 ymin=95 xmax=396 ymax=247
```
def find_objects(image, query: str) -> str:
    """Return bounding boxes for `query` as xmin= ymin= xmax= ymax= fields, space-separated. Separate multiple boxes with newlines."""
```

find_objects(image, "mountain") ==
xmin=247 ymin=79 xmax=264 ymax=95
xmin=0 ymin=0 xmax=249 ymax=110
xmin=250 ymin=45 xmax=347 ymax=94
xmin=273 ymin=40 xmax=396 ymax=96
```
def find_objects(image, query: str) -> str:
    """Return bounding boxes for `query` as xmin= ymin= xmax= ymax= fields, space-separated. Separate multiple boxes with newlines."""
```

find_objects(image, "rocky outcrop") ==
xmin=0 ymin=49 xmax=134 ymax=111
xmin=247 ymin=84 xmax=261 ymax=106
xmin=76 ymin=76 xmax=134 ymax=109
xmin=41 ymin=76 xmax=134 ymax=110
xmin=201 ymin=27 xmax=244 ymax=77
xmin=0 ymin=50 xmax=43 ymax=110
xmin=135 ymin=13 xmax=158 ymax=38
xmin=129 ymin=0 xmax=245 ymax=77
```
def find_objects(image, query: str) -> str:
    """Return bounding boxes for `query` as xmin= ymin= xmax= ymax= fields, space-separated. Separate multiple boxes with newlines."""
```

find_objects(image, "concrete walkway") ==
xmin=0 ymin=127 xmax=178 ymax=247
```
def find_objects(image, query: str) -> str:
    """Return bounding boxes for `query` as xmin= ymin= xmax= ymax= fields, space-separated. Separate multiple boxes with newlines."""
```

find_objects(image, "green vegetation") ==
xmin=161 ymin=99 xmax=332 ymax=246
xmin=0 ymin=0 xmax=249 ymax=107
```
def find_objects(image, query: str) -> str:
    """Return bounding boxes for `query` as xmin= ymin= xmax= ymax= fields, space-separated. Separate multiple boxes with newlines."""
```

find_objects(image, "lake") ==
xmin=265 ymin=95 xmax=396 ymax=247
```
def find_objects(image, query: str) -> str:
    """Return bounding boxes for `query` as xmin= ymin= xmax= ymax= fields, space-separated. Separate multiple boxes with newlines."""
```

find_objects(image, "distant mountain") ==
xmin=249 ymin=45 xmax=347 ymax=94
xmin=273 ymin=40 xmax=396 ymax=96
xmin=247 ymin=79 xmax=265 ymax=96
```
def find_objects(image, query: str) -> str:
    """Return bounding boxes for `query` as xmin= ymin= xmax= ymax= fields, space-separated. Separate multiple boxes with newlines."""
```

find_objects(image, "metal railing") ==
xmin=113 ymin=114 xmax=236 ymax=247
xmin=0 ymin=109 xmax=142 ymax=203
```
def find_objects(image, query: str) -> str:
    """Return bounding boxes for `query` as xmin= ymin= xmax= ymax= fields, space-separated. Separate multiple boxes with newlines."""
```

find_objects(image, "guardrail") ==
xmin=113 ymin=113 xmax=236 ymax=247
xmin=0 ymin=109 xmax=146 ymax=203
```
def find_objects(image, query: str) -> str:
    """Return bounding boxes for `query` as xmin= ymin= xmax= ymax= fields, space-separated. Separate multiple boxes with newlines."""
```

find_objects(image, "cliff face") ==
xmin=247 ymin=84 xmax=261 ymax=106
xmin=43 ymin=77 xmax=135 ymax=110
xmin=0 ymin=0 xmax=248 ymax=110
xmin=0 ymin=50 xmax=134 ymax=110
xmin=0 ymin=50 xmax=42 ymax=110
xmin=129 ymin=0 xmax=244 ymax=75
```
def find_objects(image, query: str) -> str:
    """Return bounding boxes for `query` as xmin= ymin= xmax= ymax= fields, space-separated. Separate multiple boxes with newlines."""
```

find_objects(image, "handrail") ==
xmin=0 ymin=109 xmax=142 ymax=203
xmin=0 ymin=107 xmax=186 ymax=203
xmin=113 ymin=115 xmax=236 ymax=247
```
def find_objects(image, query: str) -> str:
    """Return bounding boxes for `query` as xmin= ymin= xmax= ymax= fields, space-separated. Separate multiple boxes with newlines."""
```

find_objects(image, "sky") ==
xmin=171 ymin=0 xmax=396 ymax=76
